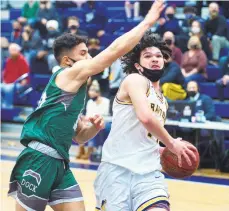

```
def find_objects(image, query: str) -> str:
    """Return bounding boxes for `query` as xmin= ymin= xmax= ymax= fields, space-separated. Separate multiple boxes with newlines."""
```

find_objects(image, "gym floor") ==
xmin=1 ymin=143 xmax=229 ymax=211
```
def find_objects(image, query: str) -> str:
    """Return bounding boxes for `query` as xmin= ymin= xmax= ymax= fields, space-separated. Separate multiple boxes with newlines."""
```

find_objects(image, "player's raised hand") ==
xmin=169 ymin=138 xmax=197 ymax=167
xmin=144 ymin=0 xmax=165 ymax=27
xmin=89 ymin=115 xmax=105 ymax=131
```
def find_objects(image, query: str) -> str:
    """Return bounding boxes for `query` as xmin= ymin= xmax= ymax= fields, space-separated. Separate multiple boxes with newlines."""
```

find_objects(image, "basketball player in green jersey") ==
xmin=8 ymin=1 xmax=166 ymax=210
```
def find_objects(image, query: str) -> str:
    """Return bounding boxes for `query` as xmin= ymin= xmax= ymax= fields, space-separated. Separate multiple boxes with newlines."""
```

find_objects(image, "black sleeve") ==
xmin=215 ymin=16 xmax=228 ymax=37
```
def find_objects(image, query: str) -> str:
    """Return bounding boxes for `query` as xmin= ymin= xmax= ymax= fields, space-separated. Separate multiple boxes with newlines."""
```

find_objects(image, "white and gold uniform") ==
xmin=94 ymin=77 xmax=170 ymax=211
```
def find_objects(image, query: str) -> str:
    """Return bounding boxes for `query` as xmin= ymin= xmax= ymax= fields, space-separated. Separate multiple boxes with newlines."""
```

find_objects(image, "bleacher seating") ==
xmin=9 ymin=8 xmax=21 ymax=20
xmin=206 ymin=65 xmax=222 ymax=81
xmin=214 ymin=102 xmax=229 ymax=118
xmin=1 ymin=4 xmax=229 ymax=124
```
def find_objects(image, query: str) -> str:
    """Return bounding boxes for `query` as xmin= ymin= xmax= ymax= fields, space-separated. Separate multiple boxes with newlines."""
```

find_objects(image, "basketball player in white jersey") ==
xmin=94 ymin=32 xmax=197 ymax=211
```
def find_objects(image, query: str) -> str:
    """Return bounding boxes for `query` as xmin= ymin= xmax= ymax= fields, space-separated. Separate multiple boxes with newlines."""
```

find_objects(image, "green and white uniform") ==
xmin=8 ymin=68 xmax=87 ymax=211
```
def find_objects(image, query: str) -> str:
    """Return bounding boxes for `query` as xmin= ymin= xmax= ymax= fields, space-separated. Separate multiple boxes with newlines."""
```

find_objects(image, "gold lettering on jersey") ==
xmin=150 ymin=103 xmax=166 ymax=122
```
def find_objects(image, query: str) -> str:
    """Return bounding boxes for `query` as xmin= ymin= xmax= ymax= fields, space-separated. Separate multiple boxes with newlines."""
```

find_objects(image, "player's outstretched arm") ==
xmin=68 ymin=0 xmax=165 ymax=81
xmin=125 ymin=74 xmax=197 ymax=167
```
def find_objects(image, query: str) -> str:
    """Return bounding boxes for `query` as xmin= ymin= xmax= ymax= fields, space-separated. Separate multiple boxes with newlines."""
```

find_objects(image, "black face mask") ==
xmin=139 ymin=64 xmax=164 ymax=82
xmin=187 ymin=91 xmax=197 ymax=97
xmin=69 ymin=25 xmax=78 ymax=30
xmin=167 ymin=14 xmax=174 ymax=19
xmin=191 ymin=44 xmax=198 ymax=50
xmin=165 ymin=39 xmax=172 ymax=46
xmin=91 ymin=96 xmax=98 ymax=101
xmin=68 ymin=57 xmax=77 ymax=66
xmin=14 ymin=28 xmax=20 ymax=32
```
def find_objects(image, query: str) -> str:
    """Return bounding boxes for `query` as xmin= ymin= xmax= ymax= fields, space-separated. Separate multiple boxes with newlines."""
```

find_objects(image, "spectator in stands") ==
xmin=18 ymin=0 xmax=39 ymax=25
xmin=1 ymin=37 xmax=9 ymax=70
xmin=1 ymin=43 xmax=30 ymax=108
xmin=182 ymin=6 xmax=203 ymax=34
xmin=43 ymin=20 xmax=59 ymax=71
xmin=216 ymin=55 xmax=229 ymax=101
xmin=67 ymin=16 xmax=88 ymax=37
xmin=124 ymin=0 xmax=140 ymax=20
xmin=185 ymin=81 xmax=224 ymax=156
xmin=36 ymin=0 xmax=59 ymax=38
xmin=21 ymin=24 xmax=43 ymax=65
xmin=160 ymin=58 xmax=186 ymax=100
xmin=156 ymin=6 xmax=181 ymax=36
xmin=10 ymin=20 xmax=23 ymax=45
xmin=82 ymin=0 xmax=107 ymax=38
xmin=181 ymin=36 xmax=207 ymax=83
xmin=190 ymin=20 xmax=212 ymax=60
xmin=77 ymin=82 xmax=110 ymax=159
xmin=205 ymin=2 xmax=229 ymax=65
xmin=88 ymin=38 xmax=102 ymax=57
xmin=163 ymin=31 xmax=183 ymax=65
xmin=186 ymin=81 xmax=216 ymax=120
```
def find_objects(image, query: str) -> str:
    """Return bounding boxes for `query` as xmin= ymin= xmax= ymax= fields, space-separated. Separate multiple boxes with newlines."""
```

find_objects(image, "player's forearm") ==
xmin=143 ymin=117 xmax=175 ymax=149
xmin=108 ymin=21 xmax=151 ymax=59
xmin=74 ymin=125 xmax=99 ymax=144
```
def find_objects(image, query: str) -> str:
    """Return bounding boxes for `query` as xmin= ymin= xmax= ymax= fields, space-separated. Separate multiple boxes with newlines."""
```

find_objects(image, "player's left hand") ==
xmin=89 ymin=115 xmax=105 ymax=131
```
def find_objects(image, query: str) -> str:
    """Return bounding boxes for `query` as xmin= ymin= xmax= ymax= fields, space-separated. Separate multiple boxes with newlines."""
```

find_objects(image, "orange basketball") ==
xmin=160 ymin=141 xmax=200 ymax=179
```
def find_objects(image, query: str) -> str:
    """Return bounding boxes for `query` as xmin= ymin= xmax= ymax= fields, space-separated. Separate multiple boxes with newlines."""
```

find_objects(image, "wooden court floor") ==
xmin=1 ymin=159 xmax=229 ymax=211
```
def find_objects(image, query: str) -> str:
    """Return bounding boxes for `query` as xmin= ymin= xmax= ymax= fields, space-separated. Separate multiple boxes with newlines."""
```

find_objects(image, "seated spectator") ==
xmin=190 ymin=20 xmax=212 ymax=60
xmin=77 ymin=83 xmax=110 ymax=160
xmin=67 ymin=16 xmax=88 ymax=37
xmin=186 ymin=81 xmax=215 ymax=120
xmin=205 ymin=2 xmax=229 ymax=65
xmin=82 ymin=0 xmax=107 ymax=38
xmin=88 ymin=38 xmax=102 ymax=57
xmin=43 ymin=20 xmax=59 ymax=70
xmin=182 ymin=6 xmax=203 ymax=34
xmin=185 ymin=81 xmax=224 ymax=155
xmin=181 ymin=36 xmax=207 ymax=83
xmin=1 ymin=43 xmax=30 ymax=108
xmin=163 ymin=31 xmax=183 ymax=65
xmin=124 ymin=0 xmax=140 ymax=20
xmin=216 ymin=55 xmax=229 ymax=101
xmin=18 ymin=0 xmax=39 ymax=25
xmin=10 ymin=20 xmax=23 ymax=45
xmin=36 ymin=0 xmax=59 ymax=38
xmin=156 ymin=6 xmax=182 ymax=36
xmin=160 ymin=58 xmax=186 ymax=100
xmin=1 ymin=37 xmax=9 ymax=70
xmin=21 ymin=24 xmax=43 ymax=65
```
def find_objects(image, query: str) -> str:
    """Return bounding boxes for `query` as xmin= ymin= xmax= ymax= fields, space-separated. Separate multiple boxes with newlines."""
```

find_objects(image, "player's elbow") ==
xmin=137 ymin=112 xmax=152 ymax=125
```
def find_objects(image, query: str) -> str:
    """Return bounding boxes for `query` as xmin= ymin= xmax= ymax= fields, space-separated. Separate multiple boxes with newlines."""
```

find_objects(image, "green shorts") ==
xmin=8 ymin=146 xmax=83 ymax=211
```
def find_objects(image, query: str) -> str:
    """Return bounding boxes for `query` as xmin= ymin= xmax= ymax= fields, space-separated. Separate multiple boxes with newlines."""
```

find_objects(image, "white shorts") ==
xmin=94 ymin=162 xmax=170 ymax=211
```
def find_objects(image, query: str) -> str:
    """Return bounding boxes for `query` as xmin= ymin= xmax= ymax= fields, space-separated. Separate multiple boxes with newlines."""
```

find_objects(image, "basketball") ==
xmin=160 ymin=141 xmax=200 ymax=179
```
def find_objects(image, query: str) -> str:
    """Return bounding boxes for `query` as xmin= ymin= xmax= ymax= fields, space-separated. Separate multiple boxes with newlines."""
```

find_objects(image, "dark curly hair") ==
xmin=53 ymin=33 xmax=87 ymax=64
xmin=121 ymin=31 xmax=172 ymax=74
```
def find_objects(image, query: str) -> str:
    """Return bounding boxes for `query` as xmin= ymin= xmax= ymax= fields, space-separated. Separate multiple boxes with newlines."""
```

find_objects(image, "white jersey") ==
xmin=102 ymin=80 xmax=168 ymax=174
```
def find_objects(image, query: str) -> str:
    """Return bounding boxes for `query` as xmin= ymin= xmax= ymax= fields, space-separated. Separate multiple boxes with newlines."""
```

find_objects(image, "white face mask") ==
xmin=191 ymin=27 xmax=200 ymax=34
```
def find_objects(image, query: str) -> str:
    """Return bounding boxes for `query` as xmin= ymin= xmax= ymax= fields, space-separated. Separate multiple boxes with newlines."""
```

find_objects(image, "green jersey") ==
xmin=21 ymin=68 xmax=87 ymax=161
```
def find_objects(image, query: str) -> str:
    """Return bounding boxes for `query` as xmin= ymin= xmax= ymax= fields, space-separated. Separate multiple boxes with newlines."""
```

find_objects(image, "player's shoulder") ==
xmin=123 ymin=73 xmax=148 ymax=86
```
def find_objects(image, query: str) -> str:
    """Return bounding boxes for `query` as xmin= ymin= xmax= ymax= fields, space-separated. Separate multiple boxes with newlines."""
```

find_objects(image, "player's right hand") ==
xmin=144 ymin=0 xmax=165 ymax=27
xmin=169 ymin=138 xmax=197 ymax=167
